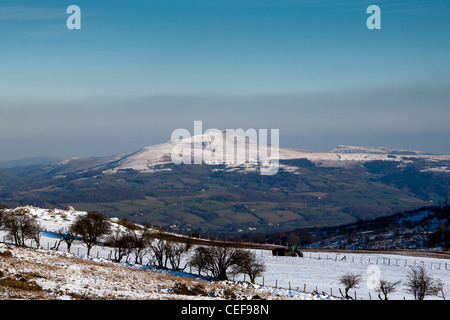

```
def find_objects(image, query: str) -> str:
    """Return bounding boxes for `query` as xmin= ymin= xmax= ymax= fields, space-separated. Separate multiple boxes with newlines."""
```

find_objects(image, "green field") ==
xmin=1 ymin=160 xmax=448 ymax=236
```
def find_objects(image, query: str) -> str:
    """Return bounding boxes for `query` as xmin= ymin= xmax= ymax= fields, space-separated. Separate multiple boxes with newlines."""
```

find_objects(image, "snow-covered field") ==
xmin=254 ymin=251 xmax=449 ymax=300
xmin=1 ymin=206 xmax=449 ymax=300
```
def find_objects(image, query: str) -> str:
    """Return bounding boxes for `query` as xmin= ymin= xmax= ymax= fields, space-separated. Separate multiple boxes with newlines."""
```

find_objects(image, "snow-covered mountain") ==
xmin=49 ymin=131 xmax=450 ymax=175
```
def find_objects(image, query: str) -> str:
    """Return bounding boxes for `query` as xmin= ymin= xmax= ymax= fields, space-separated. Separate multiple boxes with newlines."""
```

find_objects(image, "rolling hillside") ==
xmin=0 ymin=133 xmax=449 ymax=235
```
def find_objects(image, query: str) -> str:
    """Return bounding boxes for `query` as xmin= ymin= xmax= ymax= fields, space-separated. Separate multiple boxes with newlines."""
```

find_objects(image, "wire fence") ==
xmin=301 ymin=251 xmax=450 ymax=270
xmin=1 ymin=233 xmax=448 ymax=300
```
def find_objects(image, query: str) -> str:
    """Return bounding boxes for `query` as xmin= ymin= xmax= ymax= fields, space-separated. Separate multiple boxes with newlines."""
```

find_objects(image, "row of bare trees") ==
xmin=339 ymin=267 xmax=446 ymax=300
xmin=0 ymin=209 xmax=265 ymax=282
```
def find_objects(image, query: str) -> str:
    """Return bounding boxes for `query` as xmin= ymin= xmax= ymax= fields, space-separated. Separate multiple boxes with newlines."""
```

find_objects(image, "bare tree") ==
xmin=27 ymin=218 xmax=43 ymax=248
xmin=339 ymin=273 xmax=361 ymax=299
xmin=130 ymin=228 xmax=153 ymax=265
xmin=231 ymin=250 xmax=265 ymax=283
xmin=405 ymin=267 xmax=443 ymax=300
xmin=148 ymin=236 xmax=170 ymax=269
xmin=376 ymin=279 xmax=401 ymax=300
xmin=191 ymin=244 xmax=242 ymax=281
xmin=189 ymin=245 xmax=266 ymax=281
xmin=435 ymin=279 xmax=446 ymax=300
xmin=166 ymin=241 xmax=192 ymax=271
xmin=2 ymin=209 xmax=42 ymax=247
xmin=189 ymin=246 xmax=211 ymax=276
xmin=70 ymin=211 xmax=111 ymax=256
xmin=57 ymin=227 xmax=78 ymax=253
xmin=0 ymin=209 xmax=5 ymax=228
xmin=207 ymin=245 xmax=239 ymax=280
xmin=108 ymin=229 xmax=134 ymax=262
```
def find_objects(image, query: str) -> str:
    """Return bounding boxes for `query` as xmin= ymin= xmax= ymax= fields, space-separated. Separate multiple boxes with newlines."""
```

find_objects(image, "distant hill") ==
xmin=331 ymin=145 xmax=433 ymax=155
xmin=0 ymin=157 xmax=61 ymax=169
xmin=0 ymin=134 xmax=449 ymax=235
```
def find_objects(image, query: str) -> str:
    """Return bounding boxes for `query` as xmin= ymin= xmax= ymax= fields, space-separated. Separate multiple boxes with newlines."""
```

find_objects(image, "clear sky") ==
xmin=0 ymin=0 xmax=449 ymax=161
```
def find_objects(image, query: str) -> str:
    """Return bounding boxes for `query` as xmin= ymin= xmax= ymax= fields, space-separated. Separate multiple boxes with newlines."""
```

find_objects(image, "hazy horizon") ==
xmin=1 ymin=0 xmax=449 ymax=161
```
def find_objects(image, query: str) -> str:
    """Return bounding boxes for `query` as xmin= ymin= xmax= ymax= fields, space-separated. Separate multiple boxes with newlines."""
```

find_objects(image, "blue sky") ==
xmin=0 ymin=0 xmax=449 ymax=160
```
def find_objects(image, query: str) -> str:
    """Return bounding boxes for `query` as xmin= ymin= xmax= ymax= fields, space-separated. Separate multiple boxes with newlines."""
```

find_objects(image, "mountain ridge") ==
xmin=41 ymin=132 xmax=450 ymax=175
xmin=1 ymin=134 xmax=449 ymax=235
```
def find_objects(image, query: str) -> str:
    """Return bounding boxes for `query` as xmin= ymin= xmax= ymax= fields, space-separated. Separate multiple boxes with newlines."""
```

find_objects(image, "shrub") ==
xmin=405 ymin=267 xmax=443 ymax=300
xmin=339 ymin=273 xmax=361 ymax=299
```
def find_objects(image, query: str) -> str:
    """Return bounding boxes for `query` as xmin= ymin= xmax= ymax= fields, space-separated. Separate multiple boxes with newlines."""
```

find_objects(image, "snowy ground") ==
xmin=1 ymin=206 xmax=449 ymax=300
xmin=253 ymin=251 xmax=449 ymax=300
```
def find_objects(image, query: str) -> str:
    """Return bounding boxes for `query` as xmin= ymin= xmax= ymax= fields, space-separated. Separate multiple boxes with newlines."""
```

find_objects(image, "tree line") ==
xmin=0 ymin=208 xmax=265 ymax=282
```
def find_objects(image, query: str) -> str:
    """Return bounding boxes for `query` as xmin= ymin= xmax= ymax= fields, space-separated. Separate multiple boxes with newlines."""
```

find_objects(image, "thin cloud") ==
xmin=0 ymin=6 xmax=65 ymax=20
